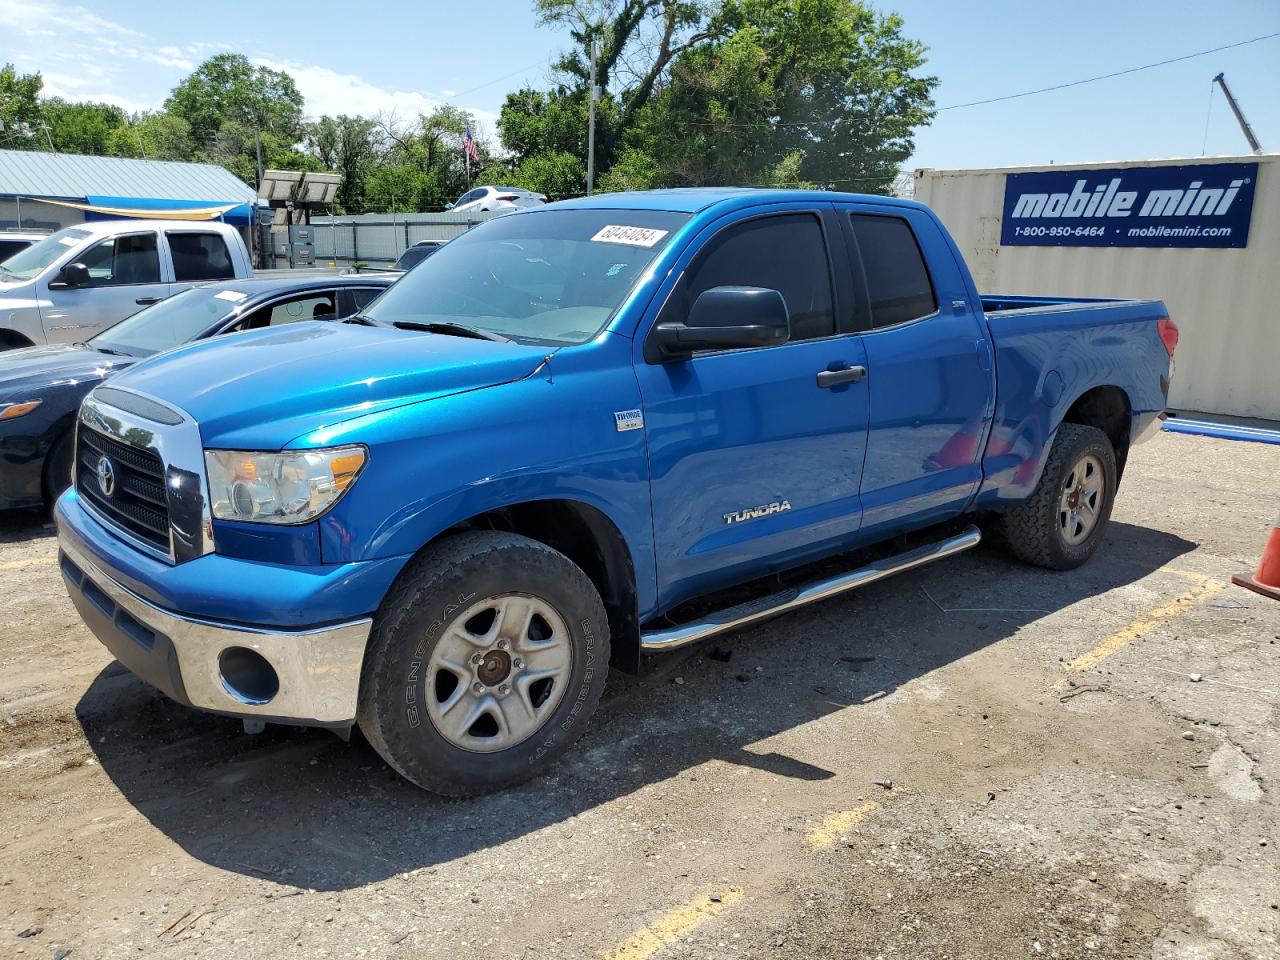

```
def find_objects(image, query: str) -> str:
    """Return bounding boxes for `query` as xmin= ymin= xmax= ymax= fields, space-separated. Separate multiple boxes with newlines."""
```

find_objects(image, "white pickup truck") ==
xmin=0 ymin=220 xmax=252 ymax=349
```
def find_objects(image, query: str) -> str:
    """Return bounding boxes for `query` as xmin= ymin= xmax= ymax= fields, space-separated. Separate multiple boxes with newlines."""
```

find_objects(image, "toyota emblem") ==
xmin=96 ymin=455 xmax=116 ymax=497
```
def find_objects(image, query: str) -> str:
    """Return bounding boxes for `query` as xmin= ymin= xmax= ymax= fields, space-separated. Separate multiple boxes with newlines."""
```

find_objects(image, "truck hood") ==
xmin=107 ymin=321 xmax=553 ymax=448
xmin=0 ymin=343 xmax=130 ymax=398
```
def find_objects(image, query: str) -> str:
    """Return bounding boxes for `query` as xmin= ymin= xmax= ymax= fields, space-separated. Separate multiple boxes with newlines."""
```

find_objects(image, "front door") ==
xmin=42 ymin=230 xmax=168 ymax=343
xmin=636 ymin=209 xmax=870 ymax=611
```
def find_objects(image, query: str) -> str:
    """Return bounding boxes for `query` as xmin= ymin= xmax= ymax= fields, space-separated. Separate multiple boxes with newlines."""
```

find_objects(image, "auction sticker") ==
xmin=591 ymin=225 xmax=668 ymax=247
xmin=214 ymin=289 xmax=248 ymax=302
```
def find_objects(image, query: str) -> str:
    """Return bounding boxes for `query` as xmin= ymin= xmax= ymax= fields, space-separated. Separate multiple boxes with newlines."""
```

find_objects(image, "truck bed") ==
xmin=980 ymin=293 xmax=1139 ymax=314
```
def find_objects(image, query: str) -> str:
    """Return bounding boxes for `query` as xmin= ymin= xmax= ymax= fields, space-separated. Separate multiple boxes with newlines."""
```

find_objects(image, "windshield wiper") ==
xmin=86 ymin=345 xmax=132 ymax=357
xmin=391 ymin=320 xmax=513 ymax=343
xmin=344 ymin=313 xmax=383 ymax=326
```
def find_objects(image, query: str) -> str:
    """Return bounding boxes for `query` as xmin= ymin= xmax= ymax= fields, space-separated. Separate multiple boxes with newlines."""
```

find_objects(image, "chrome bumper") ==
xmin=60 ymin=533 xmax=372 ymax=726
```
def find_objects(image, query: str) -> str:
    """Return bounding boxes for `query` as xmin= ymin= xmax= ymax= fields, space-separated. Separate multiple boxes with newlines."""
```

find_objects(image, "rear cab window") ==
xmin=167 ymin=232 xmax=235 ymax=282
xmin=0 ymin=238 xmax=32 ymax=262
xmin=848 ymin=214 xmax=937 ymax=328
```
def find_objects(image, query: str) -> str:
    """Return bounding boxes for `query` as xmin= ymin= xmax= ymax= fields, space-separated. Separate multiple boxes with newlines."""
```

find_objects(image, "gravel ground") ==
xmin=1 ymin=429 xmax=1277 ymax=960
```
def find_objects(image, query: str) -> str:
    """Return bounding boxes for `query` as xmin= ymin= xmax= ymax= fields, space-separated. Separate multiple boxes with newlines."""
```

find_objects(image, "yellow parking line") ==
xmin=603 ymin=888 xmax=744 ymax=960
xmin=804 ymin=801 xmax=881 ymax=849
xmin=0 ymin=557 xmax=56 ymax=570
xmin=1066 ymin=577 xmax=1224 ymax=673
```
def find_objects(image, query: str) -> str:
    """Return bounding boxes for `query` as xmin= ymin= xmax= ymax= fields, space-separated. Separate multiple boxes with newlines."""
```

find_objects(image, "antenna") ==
xmin=1212 ymin=73 xmax=1263 ymax=155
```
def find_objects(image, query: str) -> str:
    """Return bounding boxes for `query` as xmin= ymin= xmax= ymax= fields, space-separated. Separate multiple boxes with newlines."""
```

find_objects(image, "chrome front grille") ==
xmin=76 ymin=390 xmax=214 ymax=564
xmin=76 ymin=423 xmax=171 ymax=551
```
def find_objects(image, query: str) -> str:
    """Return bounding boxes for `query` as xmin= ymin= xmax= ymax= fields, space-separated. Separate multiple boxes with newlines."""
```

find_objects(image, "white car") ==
xmin=446 ymin=186 xmax=547 ymax=214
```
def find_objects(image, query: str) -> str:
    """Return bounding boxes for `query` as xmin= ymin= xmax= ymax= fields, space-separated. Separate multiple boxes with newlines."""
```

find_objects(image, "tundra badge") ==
xmin=724 ymin=500 xmax=791 ymax=525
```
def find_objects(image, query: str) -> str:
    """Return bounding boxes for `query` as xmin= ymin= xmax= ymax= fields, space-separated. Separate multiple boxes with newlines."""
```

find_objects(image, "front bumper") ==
xmin=58 ymin=507 xmax=375 ymax=728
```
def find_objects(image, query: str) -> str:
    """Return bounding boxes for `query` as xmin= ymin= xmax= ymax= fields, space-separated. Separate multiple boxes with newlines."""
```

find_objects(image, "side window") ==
xmin=233 ymin=293 xmax=337 ymax=332
xmin=848 ymin=215 xmax=937 ymax=328
xmin=683 ymin=214 xmax=835 ymax=342
xmin=267 ymin=293 xmax=336 ymax=326
xmin=346 ymin=287 xmax=382 ymax=312
xmin=77 ymin=233 xmax=161 ymax=286
xmin=0 ymin=239 xmax=31 ymax=262
xmin=168 ymin=232 xmax=235 ymax=282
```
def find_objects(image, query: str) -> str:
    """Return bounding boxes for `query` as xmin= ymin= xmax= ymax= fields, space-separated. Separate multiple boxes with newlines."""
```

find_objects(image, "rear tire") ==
xmin=357 ymin=531 xmax=610 ymax=795
xmin=1001 ymin=423 xmax=1116 ymax=570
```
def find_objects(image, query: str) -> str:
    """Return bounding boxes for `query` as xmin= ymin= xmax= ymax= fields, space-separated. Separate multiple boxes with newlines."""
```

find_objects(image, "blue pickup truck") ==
xmin=54 ymin=189 xmax=1177 ymax=794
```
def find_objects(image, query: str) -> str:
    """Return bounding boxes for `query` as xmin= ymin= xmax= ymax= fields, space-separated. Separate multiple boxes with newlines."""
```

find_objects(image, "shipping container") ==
xmin=916 ymin=154 xmax=1279 ymax=421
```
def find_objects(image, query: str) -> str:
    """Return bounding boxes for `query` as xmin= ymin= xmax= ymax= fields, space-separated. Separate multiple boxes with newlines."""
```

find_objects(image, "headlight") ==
xmin=205 ymin=446 xmax=367 ymax=524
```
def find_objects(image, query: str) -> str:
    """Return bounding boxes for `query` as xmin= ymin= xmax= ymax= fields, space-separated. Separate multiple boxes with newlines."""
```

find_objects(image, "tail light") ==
xmin=496 ymin=194 xmax=519 ymax=203
xmin=1157 ymin=316 xmax=1179 ymax=357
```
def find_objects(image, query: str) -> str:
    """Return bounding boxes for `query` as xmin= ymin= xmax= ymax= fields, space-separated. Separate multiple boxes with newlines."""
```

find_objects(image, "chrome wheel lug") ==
xmin=512 ymin=657 xmax=524 ymax=670
xmin=472 ymin=681 xmax=485 ymax=694
xmin=498 ymin=683 xmax=510 ymax=696
xmin=471 ymin=653 xmax=484 ymax=666
xmin=496 ymin=638 xmax=509 ymax=650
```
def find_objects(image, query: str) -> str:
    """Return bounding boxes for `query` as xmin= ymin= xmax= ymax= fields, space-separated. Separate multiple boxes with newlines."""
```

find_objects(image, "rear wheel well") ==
xmin=441 ymin=499 xmax=641 ymax=672
xmin=1061 ymin=386 xmax=1132 ymax=480
xmin=0 ymin=329 xmax=34 ymax=350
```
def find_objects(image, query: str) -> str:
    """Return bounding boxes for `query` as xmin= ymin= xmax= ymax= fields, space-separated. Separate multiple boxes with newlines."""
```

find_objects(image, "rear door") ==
xmin=635 ymin=205 xmax=871 ymax=609
xmin=834 ymin=203 xmax=995 ymax=535
xmin=41 ymin=230 xmax=167 ymax=343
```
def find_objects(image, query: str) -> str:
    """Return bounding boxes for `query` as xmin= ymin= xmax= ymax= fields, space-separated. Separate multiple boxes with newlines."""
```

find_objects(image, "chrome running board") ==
xmin=639 ymin=526 xmax=982 ymax=653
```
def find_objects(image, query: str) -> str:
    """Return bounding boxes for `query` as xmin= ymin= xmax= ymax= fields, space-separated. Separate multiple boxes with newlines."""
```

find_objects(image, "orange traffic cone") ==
xmin=1232 ymin=509 xmax=1280 ymax=601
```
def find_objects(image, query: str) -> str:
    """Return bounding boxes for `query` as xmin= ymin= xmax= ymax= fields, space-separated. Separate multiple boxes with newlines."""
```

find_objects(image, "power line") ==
xmin=937 ymin=31 xmax=1280 ymax=112
xmin=446 ymin=62 xmax=547 ymax=101
xmin=666 ymin=30 xmax=1280 ymax=129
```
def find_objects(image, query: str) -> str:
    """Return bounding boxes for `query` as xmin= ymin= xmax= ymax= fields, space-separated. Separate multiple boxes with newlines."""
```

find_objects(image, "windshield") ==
xmin=363 ymin=209 xmax=688 ymax=345
xmin=0 ymin=227 xmax=90 ymax=281
xmin=91 ymin=285 xmax=240 ymax=357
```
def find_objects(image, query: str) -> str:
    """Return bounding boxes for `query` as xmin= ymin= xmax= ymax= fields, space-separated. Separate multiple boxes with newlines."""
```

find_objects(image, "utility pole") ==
xmin=254 ymin=127 xmax=265 ymax=190
xmin=1212 ymin=73 xmax=1263 ymax=155
xmin=587 ymin=37 xmax=598 ymax=195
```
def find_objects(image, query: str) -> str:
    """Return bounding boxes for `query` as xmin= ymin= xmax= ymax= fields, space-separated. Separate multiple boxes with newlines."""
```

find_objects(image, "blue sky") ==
xmin=1 ymin=0 xmax=1277 ymax=171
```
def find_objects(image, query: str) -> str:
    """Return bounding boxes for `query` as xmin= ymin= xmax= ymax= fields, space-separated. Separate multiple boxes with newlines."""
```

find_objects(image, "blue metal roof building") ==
xmin=0 ymin=149 xmax=257 ymax=233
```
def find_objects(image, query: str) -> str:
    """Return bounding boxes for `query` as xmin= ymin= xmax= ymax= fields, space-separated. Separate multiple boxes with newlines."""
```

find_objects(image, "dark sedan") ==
xmin=0 ymin=273 xmax=394 ymax=510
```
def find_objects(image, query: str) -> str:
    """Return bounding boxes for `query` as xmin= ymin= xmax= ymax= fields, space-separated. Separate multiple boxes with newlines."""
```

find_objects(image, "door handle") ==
xmin=135 ymin=296 xmax=163 ymax=306
xmin=816 ymin=365 xmax=867 ymax=388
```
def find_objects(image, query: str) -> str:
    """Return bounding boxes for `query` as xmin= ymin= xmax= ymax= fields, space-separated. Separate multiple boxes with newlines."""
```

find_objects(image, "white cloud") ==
xmin=0 ymin=0 xmax=139 ymax=37
xmin=253 ymin=58 xmax=499 ymax=144
xmin=1 ymin=0 xmax=501 ymax=145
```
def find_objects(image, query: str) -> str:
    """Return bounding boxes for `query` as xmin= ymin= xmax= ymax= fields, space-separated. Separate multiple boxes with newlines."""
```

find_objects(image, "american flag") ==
xmin=463 ymin=126 xmax=479 ymax=162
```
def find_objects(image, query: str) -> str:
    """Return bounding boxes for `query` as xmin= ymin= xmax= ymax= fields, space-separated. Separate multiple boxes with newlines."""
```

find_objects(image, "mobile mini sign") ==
xmin=1000 ymin=162 xmax=1258 ymax=248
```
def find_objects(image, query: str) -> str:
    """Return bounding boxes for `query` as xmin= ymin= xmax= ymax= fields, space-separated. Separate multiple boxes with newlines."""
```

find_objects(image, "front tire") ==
xmin=357 ymin=532 xmax=610 ymax=795
xmin=1001 ymin=423 xmax=1117 ymax=570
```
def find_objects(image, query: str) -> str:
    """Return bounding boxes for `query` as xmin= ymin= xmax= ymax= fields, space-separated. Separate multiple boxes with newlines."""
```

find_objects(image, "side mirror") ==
xmin=49 ymin=262 xmax=90 ymax=289
xmin=444 ymin=202 xmax=455 ymax=211
xmin=652 ymin=286 xmax=790 ymax=360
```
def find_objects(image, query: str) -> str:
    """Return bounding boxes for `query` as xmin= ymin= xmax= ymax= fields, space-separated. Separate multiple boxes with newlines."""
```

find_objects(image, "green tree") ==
xmin=305 ymin=115 xmax=378 ymax=211
xmin=0 ymin=64 xmax=46 ymax=148
xmin=41 ymin=98 xmax=126 ymax=155
xmin=511 ymin=0 xmax=935 ymax=195
xmin=165 ymin=53 xmax=306 ymax=184
xmin=360 ymin=106 xmax=492 ymax=212
xmin=105 ymin=111 xmax=195 ymax=161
